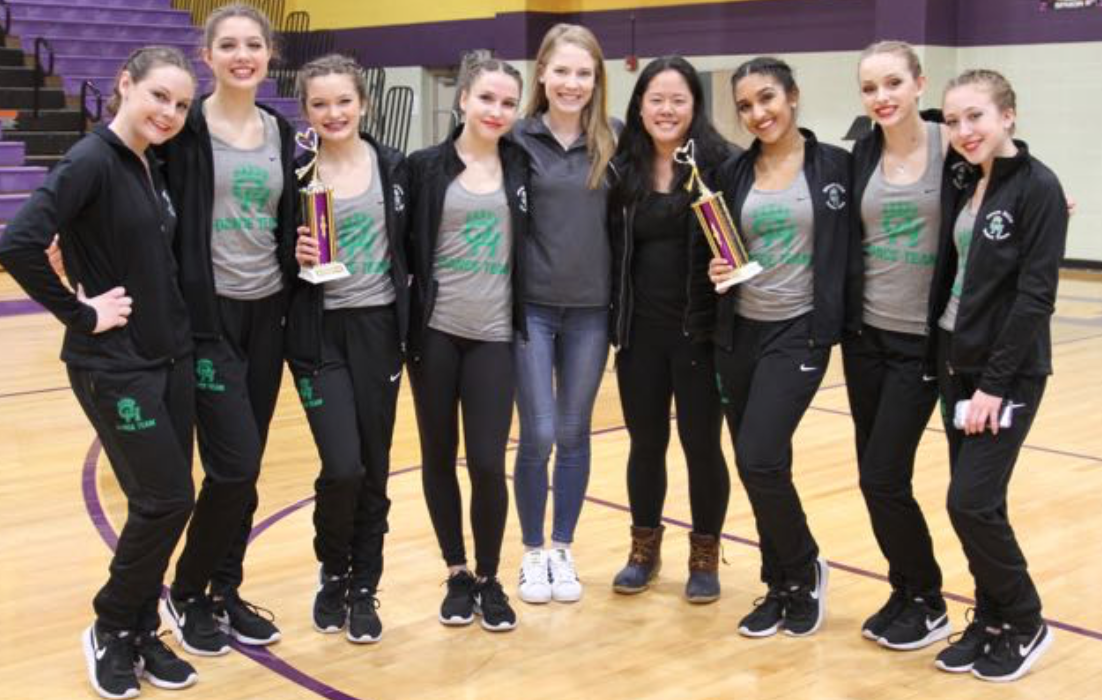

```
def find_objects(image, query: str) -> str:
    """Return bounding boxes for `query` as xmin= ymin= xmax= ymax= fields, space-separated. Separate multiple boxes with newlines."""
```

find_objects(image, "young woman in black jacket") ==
xmin=0 ymin=47 xmax=200 ymax=699
xmin=406 ymin=53 xmax=529 ymax=633
xmin=158 ymin=3 xmax=296 ymax=654
xmin=608 ymin=56 xmax=733 ymax=604
xmin=929 ymin=69 xmax=1067 ymax=683
xmin=709 ymin=57 xmax=853 ymax=639
xmin=287 ymin=54 xmax=410 ymax=645
xmin=844 ymin=41 xmax=965 ymax=650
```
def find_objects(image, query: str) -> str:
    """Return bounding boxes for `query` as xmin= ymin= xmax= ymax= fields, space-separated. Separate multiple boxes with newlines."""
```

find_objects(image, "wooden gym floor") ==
xmin=1 ymin=272 xmax=1100 ymax=699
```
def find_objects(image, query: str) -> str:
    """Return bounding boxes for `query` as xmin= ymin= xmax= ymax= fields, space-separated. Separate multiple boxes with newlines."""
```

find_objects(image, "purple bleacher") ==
xmin=10 ymin=18 xmax=201 ymax=42
xmin=0 ymin=194 xmax=32 ymax=221
xmin=7 ymin=2 xmax=192 ymax=25
xmin=29 ymin=36 xmax=197 ymax=57
xmin=7 ymin=0 xmax=173 ymax=9
xmin=0 ymin=167 xmax=47 ymax=193
xmin=0 ymin=142 xmax=28 ymax=167
xmin=63 ymin=74 xmax=280 ymax=99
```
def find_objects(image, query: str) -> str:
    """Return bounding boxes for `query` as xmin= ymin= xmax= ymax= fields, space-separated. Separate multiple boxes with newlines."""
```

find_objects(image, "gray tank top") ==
xmin=324 ymin=158 xmax=395 ymax=311
xmin=429 ymin=180 xmax=513 ymax=342
xmin=861 ymin=122 xmax=942 ymax=335
xmin=737 ymin=171 xmax=815 ymax=321
xmin=938 ymin=205 xmax=977 ymax=333
xmin=210 ymin=109 xmax=284 ymax=300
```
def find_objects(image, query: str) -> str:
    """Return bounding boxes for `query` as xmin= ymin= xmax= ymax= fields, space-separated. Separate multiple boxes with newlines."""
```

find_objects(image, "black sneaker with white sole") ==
xmin=972 ymin=622 xmax=1052 ymax=683
xmin=165 ymin=592 xmax=231 ymax=656
xmin=474 ymin=577 xmax=517 ymax=632
xmin=877 ymin=595 xmax=951 ymax=650
xmin=82 ymin=623 xmax=139 ymax=700
xmin=738 ymin=587 xmax=786 ymax=638
xmin=214 ymin=592 xmax=281 ymax=645
xmin=314 ymin=568 xmax=350 ymax=633
xmin=134 ymin=630 xmax=198 ymax=690
xmin=439 ymin=570 xmax=476 ymax=626
xmin=347 ymin=588 xmax=383 ymax=644
xmin=783 ymin=557 xmax=829 ymax=637
xmin=862 ymin=589 xmax=907 ymax=641
xmin=934 ymin=610 xmax=1000 ymax=673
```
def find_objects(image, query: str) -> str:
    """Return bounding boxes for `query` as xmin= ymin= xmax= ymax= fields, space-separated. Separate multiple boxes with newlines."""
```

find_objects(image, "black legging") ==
xmin=616 ymin=316 xmax=729 ymax=535
xmin=409 ymin=328 xmax=514 ymax=578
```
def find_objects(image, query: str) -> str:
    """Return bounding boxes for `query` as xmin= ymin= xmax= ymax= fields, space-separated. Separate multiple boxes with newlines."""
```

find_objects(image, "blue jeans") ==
xmin=513 ymin=304 xmax=609 ymax=547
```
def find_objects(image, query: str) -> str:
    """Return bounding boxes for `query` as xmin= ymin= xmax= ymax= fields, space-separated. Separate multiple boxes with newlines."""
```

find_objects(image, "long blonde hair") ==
xmin=525 ymin=24 xmax=615 ymax=189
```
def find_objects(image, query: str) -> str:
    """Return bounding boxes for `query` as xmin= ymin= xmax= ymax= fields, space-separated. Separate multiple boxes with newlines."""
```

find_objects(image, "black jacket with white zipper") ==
xmin=0 ymin=125 xmax=191 ymax=369
xmin=284 ymin=133 xmax=411 ymax=373
xmin=711 ymin=128 xmax=855 ymax=350
xmin=405 ymin=132 xmax=531 ymax=357
xmin=926 ymin=141 xmax=1068 ymax=396
xmin=158 ymin=97 xmax=299 ymax=339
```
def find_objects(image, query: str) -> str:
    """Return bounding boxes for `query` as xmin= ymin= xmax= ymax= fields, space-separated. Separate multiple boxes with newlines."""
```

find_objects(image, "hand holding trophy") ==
xmin=295 ymin=128 xmax=350 ymax=284
xmin=674 ymin=139 xmax=761 ymax=291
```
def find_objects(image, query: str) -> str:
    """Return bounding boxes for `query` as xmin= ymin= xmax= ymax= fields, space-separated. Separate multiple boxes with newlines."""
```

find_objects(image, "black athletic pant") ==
xmin=295 ymin=305 xmax=402 ymax=591
xmin=843 ymin=324 xmax=942 ymax=597
xmin=937 ymin=330 xmax=1045 ymax=627
xmin=616 ymin=316 xmax=729 ymax=535
xmin=715 ymin=314 xmax=824 ymax=587
xmin=409 ymin=328 xmax=513 ymax=579
xmin=173 ymin=293 xmax=284 ymax=599
xmin=69 ymin=358 xmax=195 ymax=633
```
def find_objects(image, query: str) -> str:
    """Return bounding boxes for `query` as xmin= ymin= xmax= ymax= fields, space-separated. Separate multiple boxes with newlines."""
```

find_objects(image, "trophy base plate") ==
xmin=299 ymin=263 xmax=351 ymax=284
xmin=715 ymin=261 xmax=763 ymax=292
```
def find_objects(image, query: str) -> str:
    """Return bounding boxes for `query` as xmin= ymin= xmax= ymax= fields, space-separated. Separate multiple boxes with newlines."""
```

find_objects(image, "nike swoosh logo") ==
xmin=94 ymin=638 xmax=107 ymax=661
xmin=1006 ymin=402 xmax=1026 ymax=410
xmin=1019 ymin=626 xmax=1044 ymax=657
xmin=926 ymin=613 xmax=947 ymax=632
xmin=178 ymin=614 xmax=186 ymax=628
xmin=389 ymin=372 xmax=402 ymax=383
xmin=799 ymin=364 xmax=818 ymax=372
xmin=922 ymin=374 xmax=937 ymax=382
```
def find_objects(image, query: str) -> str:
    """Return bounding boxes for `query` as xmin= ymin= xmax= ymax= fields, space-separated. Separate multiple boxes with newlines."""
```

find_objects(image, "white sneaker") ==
xmin=518 ymin=549 xmax=552 ymax=604
xmin=549 ymin=548 xmax=583 ymax=603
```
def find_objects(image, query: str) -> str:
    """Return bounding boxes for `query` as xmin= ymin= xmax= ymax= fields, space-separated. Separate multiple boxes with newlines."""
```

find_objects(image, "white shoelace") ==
xmin=520 ymin=550 xmax=550 ymax=584
xmin=549 ymin=549 xmax=578 ymax=583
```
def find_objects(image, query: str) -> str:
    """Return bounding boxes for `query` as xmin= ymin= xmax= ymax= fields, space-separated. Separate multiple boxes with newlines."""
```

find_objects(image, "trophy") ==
xmin=674 ymin=139 xmax=761 ymax=291
xmin=295 ymin=129 xmax=349 ymax=284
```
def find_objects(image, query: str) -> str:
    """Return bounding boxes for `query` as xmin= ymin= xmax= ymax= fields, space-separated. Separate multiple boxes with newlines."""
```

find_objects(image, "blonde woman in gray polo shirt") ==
xmin=508 ymin=24 xmax=617 ymax=605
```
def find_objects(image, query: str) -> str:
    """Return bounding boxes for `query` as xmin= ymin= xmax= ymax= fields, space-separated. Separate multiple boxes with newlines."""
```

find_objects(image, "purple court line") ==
xmin=0 ymin=298 xmax=43 ymax=317
xmin=0 ymin=385 xmax=69 ymax=400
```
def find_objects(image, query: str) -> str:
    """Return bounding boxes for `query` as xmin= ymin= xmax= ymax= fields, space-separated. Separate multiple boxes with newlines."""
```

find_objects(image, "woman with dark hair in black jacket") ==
xmin=929 ymin=69 xmax=1066 ymax=684
xmin=287 ymin=54 xmax=410 ymax=646
xmin=406 ymin=53 xmax=529 ymax=633
xmin=709 ymin=57 xmax=853 ymax=639
xmin=608 ymin=55 xmax=734 ymax=604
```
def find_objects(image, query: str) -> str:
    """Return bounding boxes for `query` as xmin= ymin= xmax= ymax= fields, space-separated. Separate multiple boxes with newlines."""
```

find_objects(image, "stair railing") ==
xmin=32 ymin=36 xmax=55 ymax=118
xmin=378 ymin=86 xmax=414 ymax=154
xmin=79 ymin=80 xmax=103 ymax=136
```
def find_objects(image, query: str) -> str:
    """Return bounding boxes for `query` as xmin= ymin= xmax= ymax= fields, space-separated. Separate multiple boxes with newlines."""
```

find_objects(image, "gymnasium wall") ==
xmin=288 ymin=0 xmax=1102 ymax=262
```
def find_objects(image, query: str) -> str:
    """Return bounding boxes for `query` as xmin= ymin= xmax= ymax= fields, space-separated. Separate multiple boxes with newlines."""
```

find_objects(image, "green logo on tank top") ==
xmin=748 ymin=204 xmax=810 ymax=269
xmin=438 ymin=209 xmax=509 ymax=276
xmin=865 ymin=202 xmax=935 ymax=267
xmin=195 ymin=357 xmax=226 ymax=393
xmin=296 ymin=377 xmax=324 ymax=409
xmin=214 ymin=165 xmax=276 ymax=233
xmin=116 ymin=397 xmax=156 ymax=432
xmin=337 ymin=212 xmax=390 ymax=275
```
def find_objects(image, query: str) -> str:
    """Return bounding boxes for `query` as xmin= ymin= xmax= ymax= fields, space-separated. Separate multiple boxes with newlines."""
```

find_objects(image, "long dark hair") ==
xmin=613 ymin=55 xmax=730 ymax=205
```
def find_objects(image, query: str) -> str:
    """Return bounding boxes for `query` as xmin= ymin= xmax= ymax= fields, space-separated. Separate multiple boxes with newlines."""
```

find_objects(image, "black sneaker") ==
xmin=134 ymin=630 xmax=198 ymax=690
xmin=934 ymin=610 xmax=1000 ymax=673
xmin=214 ymin=592 xmax=281 ymax=645
xmin=862 ymin=589 xmax=907 ymax=641
xmin=347 ymin=587 xmax=383 ymax=644
xmin=972 ymin=622 xmax=1053 ymax=683
xmin=313 ymin=567 xmax=349 ymax=634
xmin=439 ymin=570 xmax=476 ymax=626
xmin=878 ymin=595 xmax=951 ymax=651
xmin=783 ymin=557 xmax=829 ymax=637
xmin=474 ymin=577 xmax=517 ymax=632
xmin=165 ymin=592 xmax=231 ymax=656
xmin=737 ymin=587 xmax=786 ymax=638
xmin=82 ymin=623 xmax=139 ymax=700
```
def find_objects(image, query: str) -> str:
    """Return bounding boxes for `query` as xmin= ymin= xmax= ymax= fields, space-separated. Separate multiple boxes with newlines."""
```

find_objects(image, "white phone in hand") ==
xmin=953 ymin=400 xmax=1020 ymax=430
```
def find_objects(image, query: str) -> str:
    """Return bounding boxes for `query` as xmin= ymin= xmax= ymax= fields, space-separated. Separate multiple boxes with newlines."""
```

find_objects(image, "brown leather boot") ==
xmin=611 ymin=525 xmax=665 ymax=594
xmin=685 ymin=532 xmax=721 ymax=604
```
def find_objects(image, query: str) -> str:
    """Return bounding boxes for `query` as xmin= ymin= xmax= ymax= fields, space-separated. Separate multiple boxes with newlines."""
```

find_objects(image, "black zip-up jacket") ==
xmin=285 ymin=133 xmax=411 ymax=373
xmin=926 ymin=141 xmax=1067 ymax=396
xmin=405 ymin=132 xmax=531 ymax=357
xmin=848 ymin=109 xmax=972 ymax=336
xmin=158 ymin=96 xmax=298 ymax=339
xmin=607 ymin=151 xmax=733 ymax=350
xmin=711 ymin=128 xmax=854 ymax=350
xmin=0 ymin=126 xmax=191 ymax=370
